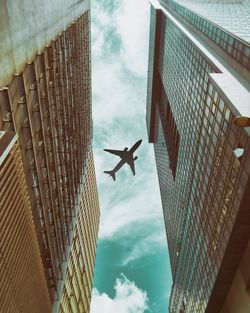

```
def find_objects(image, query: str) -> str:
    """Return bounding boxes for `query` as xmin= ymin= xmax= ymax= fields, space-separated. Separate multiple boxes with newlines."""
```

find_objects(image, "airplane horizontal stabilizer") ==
xmin=104 ymin=170 xmax=116 ymax=181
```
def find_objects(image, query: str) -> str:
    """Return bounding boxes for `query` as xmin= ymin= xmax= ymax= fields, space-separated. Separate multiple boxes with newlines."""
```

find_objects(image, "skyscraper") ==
xmin=0 ymin=131 xmax=51 ymax=313
xmin=0 ymin=1 xmax=100 ymax=312
xmin=146 ymin=1 xmax=250 ymax=312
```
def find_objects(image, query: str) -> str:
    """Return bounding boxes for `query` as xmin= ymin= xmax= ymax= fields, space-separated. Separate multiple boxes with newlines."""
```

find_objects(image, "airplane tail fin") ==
xmin=104 ymin=170 xmax=116 ymax=181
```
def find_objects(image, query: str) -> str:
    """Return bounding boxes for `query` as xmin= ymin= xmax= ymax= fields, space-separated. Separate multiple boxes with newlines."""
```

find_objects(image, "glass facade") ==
xmin=147 ymin=3 xmax=250 ymax=313
xmin=160 ymin=0 xmax=250 ymax=70
xmin=168 ymin=0 xmax=250 ymax=43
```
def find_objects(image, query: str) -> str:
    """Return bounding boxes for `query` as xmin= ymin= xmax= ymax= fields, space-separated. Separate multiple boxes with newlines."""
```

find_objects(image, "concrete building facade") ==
xmin=0 ymin=1 xmax=100 ymax=312
xmin=146 ymin=1 xmax=250 ymax=312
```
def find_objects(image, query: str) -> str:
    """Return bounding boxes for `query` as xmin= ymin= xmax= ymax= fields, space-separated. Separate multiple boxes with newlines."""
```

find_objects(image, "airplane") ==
xmin=103 ymin=139 xmax=142 ymax=181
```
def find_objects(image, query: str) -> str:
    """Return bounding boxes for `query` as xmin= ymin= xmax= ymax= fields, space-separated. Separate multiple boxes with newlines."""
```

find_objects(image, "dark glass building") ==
xmin=146 ymin=1 xmax=250 ymax=312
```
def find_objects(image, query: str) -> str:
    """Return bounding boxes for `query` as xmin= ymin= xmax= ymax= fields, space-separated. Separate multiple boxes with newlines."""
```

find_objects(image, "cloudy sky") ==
xmin=90 ymin=0 xmax=172 ymax=312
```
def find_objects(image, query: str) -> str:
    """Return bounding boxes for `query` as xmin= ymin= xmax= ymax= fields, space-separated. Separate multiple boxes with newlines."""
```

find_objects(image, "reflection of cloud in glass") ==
xmin=233 ymin=147 xmax=244 ymax=158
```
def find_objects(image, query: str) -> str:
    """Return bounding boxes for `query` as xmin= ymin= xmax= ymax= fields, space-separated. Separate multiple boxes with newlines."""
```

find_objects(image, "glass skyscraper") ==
xmin=146 ymin=1 xmax=250 ymax=312
xmin=0 ymin=1 xmax=100 ymax=312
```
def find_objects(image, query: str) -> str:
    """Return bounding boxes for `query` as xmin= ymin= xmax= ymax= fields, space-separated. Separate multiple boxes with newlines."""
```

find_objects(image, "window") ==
xmin=157 ymin=76 xmax=180 ymax=178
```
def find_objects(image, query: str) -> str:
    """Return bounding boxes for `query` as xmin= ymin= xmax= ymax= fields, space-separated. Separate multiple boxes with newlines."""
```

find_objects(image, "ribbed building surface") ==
xmin=0 ymin=131 xmax=51 ymax=313
xmin=147 ymin=1 xmax=250 ymax=312
xmin=0 ymin=0 xmax=89 ymax=87
xmin=0 ymin=1 xmax=100 ymax=312
xmin=58 ymin=150 xmax=99 ymax=313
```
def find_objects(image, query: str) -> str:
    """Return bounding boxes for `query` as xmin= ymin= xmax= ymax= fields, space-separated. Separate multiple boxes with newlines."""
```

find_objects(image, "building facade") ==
xmin=0 ymin=131 xmax=51 ymax=313
xmin=0 ymin=1 xmax=100 ymax=312
xmin=57 ymin=150 xmax=100 ymax=313
xmin=146 ymin=1 xmax=250 ymax=312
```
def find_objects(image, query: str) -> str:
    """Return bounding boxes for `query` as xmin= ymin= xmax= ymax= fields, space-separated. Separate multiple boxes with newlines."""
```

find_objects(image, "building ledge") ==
xmin=210 ymin=73 xmax=250 ymax=135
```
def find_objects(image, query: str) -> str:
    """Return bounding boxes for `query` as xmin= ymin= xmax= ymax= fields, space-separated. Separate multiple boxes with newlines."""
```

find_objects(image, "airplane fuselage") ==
xmin=110 ymin=153 xmax=133 ymax=174
xmin=104 ymin=139 xmax=142 ymax=180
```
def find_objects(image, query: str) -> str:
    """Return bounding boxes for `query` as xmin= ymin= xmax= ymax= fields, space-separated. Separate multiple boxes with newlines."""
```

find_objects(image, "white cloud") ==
xmin=93 ymin=127 xmax=167 ymax=263
xmin=121 ymin=231 xmax=167 ymax=266
xmin=96 ymin=142 xmax=162 ymax=238
xmin=91 ymin=0 xmax=169 ymax=274
xmin=91 ymin=0 xmax=172 ymax=308
xmin=98 ymin=177 xmax=161 ymax=239
xmin=114 ymin=0 xmax=150 ymax=77
xmin=91 ymin=0 xmax=150 ymax=127
xmin=96 ymin=146 xmax=168 ymax=265
xmin=92 ymin=58 xmax=144 ymax=126
xmin=91 ymin=1 xmax=116 ymax=58
xmin=92 ymin=0 xmax=150 ymax=77
xmin=90 ymin=274 xmax=148 ymax=313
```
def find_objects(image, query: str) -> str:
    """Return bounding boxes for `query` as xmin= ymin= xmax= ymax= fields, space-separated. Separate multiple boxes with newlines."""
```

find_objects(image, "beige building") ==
xmin=57 ymin=150 xmax=100 ymax=313
xmin=0 ymin=1 xmax=100 ymax=312
xmin=0 ymin=131 xmax=51 ymax=313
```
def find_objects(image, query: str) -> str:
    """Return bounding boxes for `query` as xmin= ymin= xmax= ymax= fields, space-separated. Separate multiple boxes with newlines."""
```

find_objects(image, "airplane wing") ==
xmin=127 ymin=159 xmax=136 ymax=175
xmin=104 ymin=149 xmax=126 ymax=158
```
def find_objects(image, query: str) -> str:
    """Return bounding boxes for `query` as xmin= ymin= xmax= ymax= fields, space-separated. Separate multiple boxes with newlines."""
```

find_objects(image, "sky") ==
xmin=89 ymin=0 xmax=172 ymax=312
